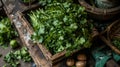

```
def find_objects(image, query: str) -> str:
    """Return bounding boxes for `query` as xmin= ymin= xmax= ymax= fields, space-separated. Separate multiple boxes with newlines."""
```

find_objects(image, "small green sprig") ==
xmin=4 ymin=47 xmax=32 ymax=67
xmin=0 ymin=17 xmax=17 ymax=47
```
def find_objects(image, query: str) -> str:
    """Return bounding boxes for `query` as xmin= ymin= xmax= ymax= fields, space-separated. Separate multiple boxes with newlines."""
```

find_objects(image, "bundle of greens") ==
xmin=39 ymin=0 xmax=73 ymax=6
xmin=29 ymin=1 xmax=93 ymax=54
xmin=4 ymin=47 xmax=32 ymax=67
xmin=0 ymin=17 xmax=16 ymax=47
xmin=112 ymin=38 xmax=120 ymax=50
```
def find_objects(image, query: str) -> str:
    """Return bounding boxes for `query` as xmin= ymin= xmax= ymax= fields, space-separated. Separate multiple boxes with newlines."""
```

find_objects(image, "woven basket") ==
xmin=78 ymin=0 xmax=120 ymax=21
xmin=99 ymin=19 xmax=120 ymax=54
xmin=107 ymin=19 xmax=120 ymax=40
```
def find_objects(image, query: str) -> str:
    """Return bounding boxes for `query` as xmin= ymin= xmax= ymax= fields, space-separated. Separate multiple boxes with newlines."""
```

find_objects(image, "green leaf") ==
xmin=29 ymin=1 xmax=93 ymax=55
xmin=0 ymin=17 xmax=17 ymax=47
xmin=10 ymin=40 xmax=18 ymax=49
xmin=79 ymin=37 xmax=86 ymax=44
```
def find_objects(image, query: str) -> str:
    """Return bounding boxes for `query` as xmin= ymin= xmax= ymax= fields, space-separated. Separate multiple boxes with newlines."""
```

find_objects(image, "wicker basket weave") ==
xmin=99 ymin=19 xmax=120 ymax=54
xmin=106 ymin=19 xmax=120 ymax=40
xmin=78 ymin=0 xmax=120 ymax=21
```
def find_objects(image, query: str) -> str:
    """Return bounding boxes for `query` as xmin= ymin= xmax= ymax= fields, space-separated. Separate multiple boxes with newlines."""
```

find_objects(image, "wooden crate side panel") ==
xmin=4 ymin=5 xmax=52 ymax=66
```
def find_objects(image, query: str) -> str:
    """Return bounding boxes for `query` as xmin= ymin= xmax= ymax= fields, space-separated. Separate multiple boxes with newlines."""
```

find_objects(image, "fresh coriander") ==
xmin=10 ymin=40 xmax=19 ymax=49
xmin=4 ymin=47 xmax=32 ymax=67
xmin=29 ymin=1 xmax=93 ymax=55
xmin=112 ymin=38 xmax=120 ymax=50
xmin=39 ymin=0 xmax=73 ymax=6
xmin=0 ymin=17 xmax=17 ymax=47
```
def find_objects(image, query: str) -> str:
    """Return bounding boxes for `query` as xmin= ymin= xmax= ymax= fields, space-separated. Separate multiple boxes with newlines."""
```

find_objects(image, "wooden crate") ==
xmin=16 ymin=11 xmax=82 ymax=63
xmin=5 ymin=10 xmax=82 ymax=66
xmin=16 ymin=10 xmax=87 ymax=65
xmin=3 ymin=0 xmax=92 ymax=66
xmin=3 ymin=1 xmax=120 ymax=67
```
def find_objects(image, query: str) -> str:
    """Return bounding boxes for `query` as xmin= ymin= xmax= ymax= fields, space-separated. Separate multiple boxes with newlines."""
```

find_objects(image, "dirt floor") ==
xmin=0 ymin=46 xmax=11 ymax=66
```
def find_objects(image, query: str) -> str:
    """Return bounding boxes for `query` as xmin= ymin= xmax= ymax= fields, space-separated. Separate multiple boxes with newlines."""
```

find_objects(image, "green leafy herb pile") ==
xmin=39 ymin=0 xmax=73 ymax=6
xmin=112 ymin=38 xmax=120 ymax=50
xmin=4 ymin=47 xmax=32 ymax=67
xmin=29 ymin=1 xmax=93 ymax=54
xmin=0 ymin=17 xmax=16 ymax=47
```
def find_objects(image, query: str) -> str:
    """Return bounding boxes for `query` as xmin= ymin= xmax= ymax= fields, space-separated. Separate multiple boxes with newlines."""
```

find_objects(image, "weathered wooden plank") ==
xmin=3 ymin=4 xmax=52 ymax=66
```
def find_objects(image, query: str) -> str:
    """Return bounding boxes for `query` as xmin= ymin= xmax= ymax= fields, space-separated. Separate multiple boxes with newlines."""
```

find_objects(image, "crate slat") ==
xmin=3 ymin=4 xmax=52 ymax=66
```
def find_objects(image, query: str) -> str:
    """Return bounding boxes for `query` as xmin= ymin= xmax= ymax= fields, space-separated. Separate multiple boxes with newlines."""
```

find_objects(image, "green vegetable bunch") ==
xmin=112 ymin=38 xmax=120 ymax=50
xmin=10 ymin=40 xmax=19 ymax=49
xmin=39 ymin=0 xmax=73 ymax=6
xmin=0 ymin=17 xmax=16 ymax=46
xmin=4 ymin=47 xmax=32 ymax=67
xmin=29 ymin=2 xmax=93 ymax=54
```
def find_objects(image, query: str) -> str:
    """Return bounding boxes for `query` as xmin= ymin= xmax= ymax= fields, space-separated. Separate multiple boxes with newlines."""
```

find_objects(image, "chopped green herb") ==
xmin=112 ymin=38 xmax=120 ymax=50
xmin=4 ymin=47 xmax=32 ymax=67
xmin=0 ymin=17 xmax=17 ymax=47
xmin=29 ymin=1 xmax=93 ymax=55
xmin=10 ymin=40 xmax=19 ymax=49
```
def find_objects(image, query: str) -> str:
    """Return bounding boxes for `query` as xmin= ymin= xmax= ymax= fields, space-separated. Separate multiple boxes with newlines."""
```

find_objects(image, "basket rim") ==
xmin=99 ymin=19 xmax=120 ymax=55
xmin=78 ymin=0 xmax=120 ymax=15
xmin=106 ymin=19 xmax=120 ymax=40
